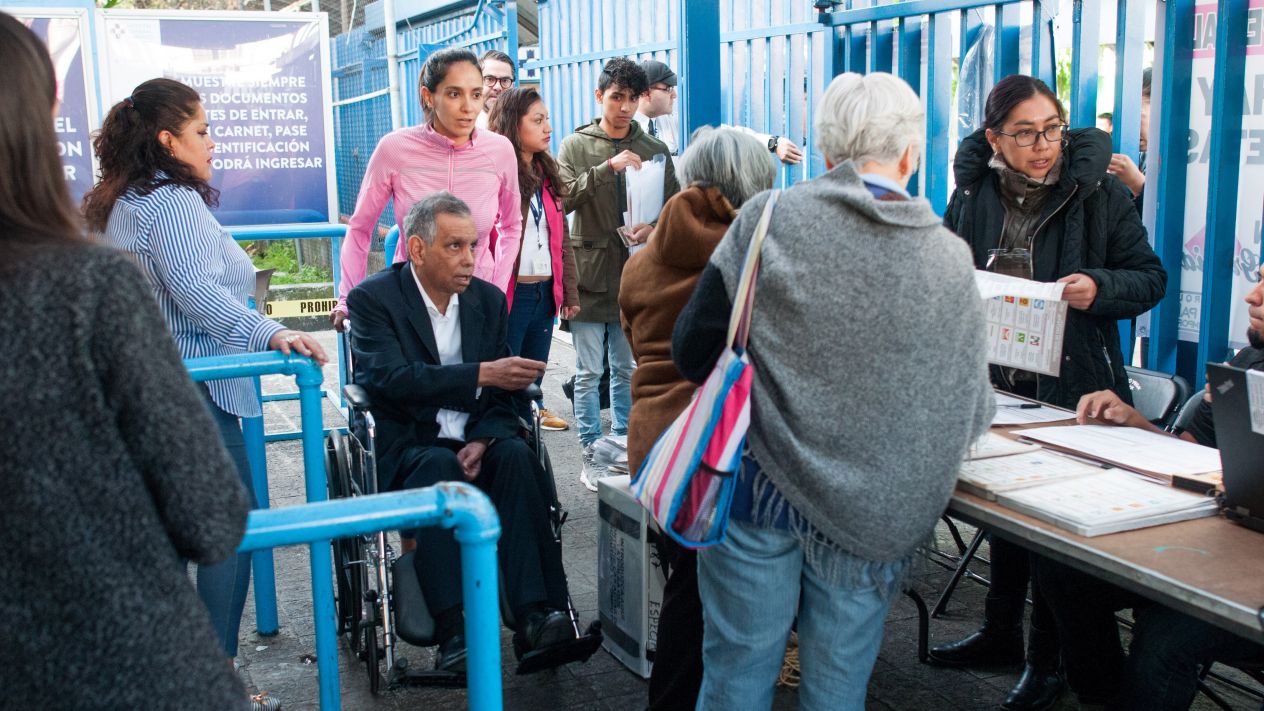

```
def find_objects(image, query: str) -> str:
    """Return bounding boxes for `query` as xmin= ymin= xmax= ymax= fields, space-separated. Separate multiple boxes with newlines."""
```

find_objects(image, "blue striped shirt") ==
xmin=103 ymin=182 xmax=284 ymax=418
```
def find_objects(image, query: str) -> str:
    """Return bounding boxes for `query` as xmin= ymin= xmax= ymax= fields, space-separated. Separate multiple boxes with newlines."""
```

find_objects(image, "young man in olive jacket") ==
xmin=557 ymin=57 xmax=679 ymax=490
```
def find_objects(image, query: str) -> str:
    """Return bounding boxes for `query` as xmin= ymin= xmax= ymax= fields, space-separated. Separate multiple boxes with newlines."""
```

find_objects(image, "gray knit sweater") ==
xmin=707 ymin=161 xmax=995 ymax=562
xmin=0 ymin=242 xmax=250 ymax=710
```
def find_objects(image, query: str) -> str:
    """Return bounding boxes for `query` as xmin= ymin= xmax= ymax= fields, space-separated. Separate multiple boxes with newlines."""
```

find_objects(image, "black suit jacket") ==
xmin=348 ymin=262 xmax=520 ymax=489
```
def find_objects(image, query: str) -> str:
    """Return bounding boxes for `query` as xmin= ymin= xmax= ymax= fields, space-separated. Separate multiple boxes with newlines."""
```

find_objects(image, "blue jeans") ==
xmin=198 ymin=391 xmax=257 ymax=658
xmin=570 ymin=320 xmax=632 ymax=447
xmin=506 ymin=279 xmax=556 ymax=412
xmin=696 ymin=520 xmax=906 ymax=711
xmin=571 ymin=320 xmax=632 ymax=442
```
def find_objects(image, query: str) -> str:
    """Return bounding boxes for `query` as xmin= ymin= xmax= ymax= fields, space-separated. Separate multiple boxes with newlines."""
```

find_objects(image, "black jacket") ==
xmin=348 ymin=263 xmax=521 ymax=490
xmin=945 ymin=128 xmax=1167 ymax=408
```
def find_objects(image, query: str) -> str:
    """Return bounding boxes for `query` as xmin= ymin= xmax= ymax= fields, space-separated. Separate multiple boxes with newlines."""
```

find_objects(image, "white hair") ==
xmin=678 ymin=126 xmax=777 ymax=208
xmin=813 ymin=72 xmax=924 ymax=170
xmin=404 ymin=191 xmax=471 ymax=245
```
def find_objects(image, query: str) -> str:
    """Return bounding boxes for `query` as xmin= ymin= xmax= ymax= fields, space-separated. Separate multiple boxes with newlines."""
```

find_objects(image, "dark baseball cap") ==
xmin=640 ymin=59 xmax=677 ymax=87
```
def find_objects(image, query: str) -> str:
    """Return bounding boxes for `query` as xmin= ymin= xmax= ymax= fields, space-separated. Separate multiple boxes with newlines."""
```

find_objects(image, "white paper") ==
xmin=625 ymin=155 xmax=667 ymax=226
xmin=1247 ymin=369 xmax=1264 ymax=436
xmin=1015 ymin=424 xmax=1223 ymax=477
xmin=991 ymin=392 xmax=1077 ymax=426
xmin=968 ymin=431 xmax=1042 ymax=460
xmin=974 ymin=270 xmax=1069 ymax=377
xmin=958 ymin=450 xmax=1107 ymax=499
xmin=997 ymin=470 xmax=1217 ymax=535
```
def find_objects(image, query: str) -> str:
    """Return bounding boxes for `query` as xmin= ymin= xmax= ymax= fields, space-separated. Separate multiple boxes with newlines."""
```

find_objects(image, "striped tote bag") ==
xmin=630 ymin=191 xmax=778 ymax=549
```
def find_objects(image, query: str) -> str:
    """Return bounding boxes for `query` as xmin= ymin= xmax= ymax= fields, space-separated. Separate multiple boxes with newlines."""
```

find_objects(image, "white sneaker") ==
xmin=580 ymin=444 xmax=606 ymax=492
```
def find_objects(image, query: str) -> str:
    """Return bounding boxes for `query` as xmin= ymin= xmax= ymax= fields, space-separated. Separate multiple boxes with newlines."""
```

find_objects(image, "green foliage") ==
xmin=248 ymin=240 xmax=332 ymax=285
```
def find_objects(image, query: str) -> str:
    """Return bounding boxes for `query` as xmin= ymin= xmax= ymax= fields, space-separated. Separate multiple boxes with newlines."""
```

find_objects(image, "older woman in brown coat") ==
xmin=618 ymin=126 xmax=777 ymax=710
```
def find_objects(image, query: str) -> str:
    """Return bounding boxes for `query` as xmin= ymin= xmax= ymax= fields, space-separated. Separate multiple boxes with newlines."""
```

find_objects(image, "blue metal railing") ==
xmin=237 ymin=485 xmax=503 ymax=711
xmin=184 ymin=353 xmax=328 ymax=656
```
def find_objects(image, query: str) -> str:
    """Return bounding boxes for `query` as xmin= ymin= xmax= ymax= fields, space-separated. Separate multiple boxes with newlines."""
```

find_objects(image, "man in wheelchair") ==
xmin=347 ymin=191 xmax=576 ymax=674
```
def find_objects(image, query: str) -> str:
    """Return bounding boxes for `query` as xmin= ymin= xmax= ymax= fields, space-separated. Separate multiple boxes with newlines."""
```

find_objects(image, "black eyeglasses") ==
xmin=994 ymin=124 xmax=1067 ymax=147
xmin=483 ymin=75 xmax=514 ymax=89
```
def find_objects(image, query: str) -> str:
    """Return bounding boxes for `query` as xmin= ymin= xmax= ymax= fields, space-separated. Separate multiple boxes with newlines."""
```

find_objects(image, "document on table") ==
xmin=968 ymin=431 xmax=1042 ymax=460
xmin=957 ymin=450 xmax=1105 ymax=500
xmin=996 ymin=470 xmax=1218 ymax=537
xmin=991 ymin=391 xmax=1077 ymax=426
xmin=974 ymin=271 xmax=1069 ymax=377
xmin=1248 ymin=370 xmax=1264 ymax=436
xmin=1014 ymin=424 xmax=1223 ymax=479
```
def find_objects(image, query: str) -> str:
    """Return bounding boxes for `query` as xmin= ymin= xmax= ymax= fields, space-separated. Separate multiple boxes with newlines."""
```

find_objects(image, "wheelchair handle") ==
xmin=515 ymin=384 xmax=543 ymax=402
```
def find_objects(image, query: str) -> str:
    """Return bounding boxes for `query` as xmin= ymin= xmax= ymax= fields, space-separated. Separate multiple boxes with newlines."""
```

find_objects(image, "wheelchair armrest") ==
xmin=343 ymin=384 xmax=373 ymax=411
xmin=515 ymin=384 xmax=543 ymax=402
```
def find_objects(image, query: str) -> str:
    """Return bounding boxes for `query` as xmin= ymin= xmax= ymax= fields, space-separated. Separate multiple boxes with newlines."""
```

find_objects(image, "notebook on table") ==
xmin=1206 ymin=363 xmax=1264 ymax=533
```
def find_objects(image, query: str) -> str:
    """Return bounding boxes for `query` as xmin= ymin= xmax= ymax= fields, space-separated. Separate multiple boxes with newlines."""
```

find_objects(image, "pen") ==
xmin=999 ymin=403 xmax=1041 ymax=409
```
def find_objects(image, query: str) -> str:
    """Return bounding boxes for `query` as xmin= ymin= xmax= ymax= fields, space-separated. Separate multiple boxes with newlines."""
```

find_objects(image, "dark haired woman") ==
xmin=0 ymin=13 xmax=253 ymax=708
xmin=929 ymin=75 xmax=1165 ymax=711
xmin=83 ymin=77 xmax=326 ymax=702
xmin=331 ymin=47 xmax=522 ymax=331
xmin=487 ymin=87 xmax=580 ymax=430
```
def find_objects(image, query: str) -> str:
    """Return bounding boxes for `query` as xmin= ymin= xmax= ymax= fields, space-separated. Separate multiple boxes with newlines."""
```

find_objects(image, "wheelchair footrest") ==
xmin=388 ymin=656 xmax=467 ymax=689
xmin=513 ymin=621 xmax=604 ymax=675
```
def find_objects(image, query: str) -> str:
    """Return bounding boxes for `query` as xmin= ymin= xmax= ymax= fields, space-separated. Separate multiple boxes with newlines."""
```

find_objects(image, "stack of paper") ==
xmin=1014 ymin=424 xmax=1223 ymax=490
xmin=969 ymin=431 xmax=1042 ymax=460
xmin=974 ymin=271 xmax=1069 ymax=377
xmin=958 ymin=450 xmax=1106 ymax=500
xmin=996 ymin=470 xmax=1219 ymax=536
xmin=991 ymin=392 xmax=1077 ymax=426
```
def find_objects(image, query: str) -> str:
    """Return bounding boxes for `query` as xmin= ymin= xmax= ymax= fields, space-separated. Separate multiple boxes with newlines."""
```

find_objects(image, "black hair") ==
xmin=597 ymin=57 xmax=648 ymax=96
xmin=983 ymin=74 xmax=1066 ymax=131
xmin=1142 ymin=67 xmax=1152 ymax=101
xmin=0 ymin=11 xmax=81 ymax=252
xmin=418 ymin=48 xmax=481 ymax=119
xmin=487 ymin=86 xmax=566 ymax=203
xmin=82 ymin=78 xmax=217 ymax=232
xmin=479 ymin=49 xmax=515 ymax=76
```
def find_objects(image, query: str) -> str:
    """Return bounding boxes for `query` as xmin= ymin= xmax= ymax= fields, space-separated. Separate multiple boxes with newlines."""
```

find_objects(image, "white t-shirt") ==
xmin=519 ymin=189 xmax=552 ymax=277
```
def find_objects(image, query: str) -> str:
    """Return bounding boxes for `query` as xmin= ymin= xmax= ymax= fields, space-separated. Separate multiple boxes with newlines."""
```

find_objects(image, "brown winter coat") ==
xmin=619 ymin=184 xmax=736 ymax=474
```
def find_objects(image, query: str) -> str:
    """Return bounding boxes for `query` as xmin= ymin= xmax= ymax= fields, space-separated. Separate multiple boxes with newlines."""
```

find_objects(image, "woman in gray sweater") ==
xmin=0 ymin=13 xmax=252 ymax=709
xmin=673 ymin=73 xmax=995 ymax=710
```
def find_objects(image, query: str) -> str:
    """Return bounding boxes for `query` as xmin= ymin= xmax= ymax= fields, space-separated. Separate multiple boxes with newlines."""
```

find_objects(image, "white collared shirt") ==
xmin=476 ymin=110 xmax=490 ymax=130
xmin=411 ymin=266 xmax=471 ymax=442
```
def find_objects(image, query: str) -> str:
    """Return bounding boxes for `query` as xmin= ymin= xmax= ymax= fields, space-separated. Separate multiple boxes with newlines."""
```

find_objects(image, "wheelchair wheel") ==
xmin=325 ymin=432 xmax=363 ymax=638
xmin=362 ymin=589 xmax=385 ymax=694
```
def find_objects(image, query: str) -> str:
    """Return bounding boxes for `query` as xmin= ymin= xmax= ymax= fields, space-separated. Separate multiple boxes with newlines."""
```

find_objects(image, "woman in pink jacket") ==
xmin=332 ymin=48 xmax=521 ymax=329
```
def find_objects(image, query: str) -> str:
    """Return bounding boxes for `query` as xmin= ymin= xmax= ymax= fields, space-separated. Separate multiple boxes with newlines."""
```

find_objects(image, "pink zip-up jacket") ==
xmin=335 ymin=124 xmax=522 ymax=314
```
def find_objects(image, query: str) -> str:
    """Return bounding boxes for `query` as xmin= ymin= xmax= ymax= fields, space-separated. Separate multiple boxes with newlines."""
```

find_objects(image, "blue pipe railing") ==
xmin=237 ymin=485 xmax=503 ymax=711
xmin=184 ymin=353 xmax=329 ymax=695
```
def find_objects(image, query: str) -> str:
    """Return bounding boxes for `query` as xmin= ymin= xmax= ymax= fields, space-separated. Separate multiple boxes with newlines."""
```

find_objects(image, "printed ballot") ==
xmin=974 ymin=271 xmax=1069 ymax=377
xmin=958 ymin=449 xmax=1104 ymax=500
xmin=1015 ymin=424 xmax=1223 ymax=486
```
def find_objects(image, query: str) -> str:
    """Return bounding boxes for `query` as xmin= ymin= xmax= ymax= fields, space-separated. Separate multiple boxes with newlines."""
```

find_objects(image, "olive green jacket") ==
xmin=557 ymin=119 xmax=679 ymax=323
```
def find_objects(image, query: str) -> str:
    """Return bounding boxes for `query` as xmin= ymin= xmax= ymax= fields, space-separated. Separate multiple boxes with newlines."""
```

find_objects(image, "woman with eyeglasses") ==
xmin=331 ymin=47 xmax=521 ymax=331
xmin=929 ymin=75 xmax=1166 ymax=711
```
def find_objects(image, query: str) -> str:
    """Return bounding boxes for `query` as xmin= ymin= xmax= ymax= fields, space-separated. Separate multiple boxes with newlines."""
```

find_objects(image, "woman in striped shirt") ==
xmin=83 ymin=78 xmax=326 ymax=701
xmin=330 ymin=47 xmax=522 ymax=331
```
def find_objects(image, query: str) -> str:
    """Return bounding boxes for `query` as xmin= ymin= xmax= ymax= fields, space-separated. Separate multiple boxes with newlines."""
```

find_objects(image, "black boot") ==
xmin=1000 ymin=625 xmax=1065 ymax=711
xmin=929 ymin=595 xmax=1025 ymax=668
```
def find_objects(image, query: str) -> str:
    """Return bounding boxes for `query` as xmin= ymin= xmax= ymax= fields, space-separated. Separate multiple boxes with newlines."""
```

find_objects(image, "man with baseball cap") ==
xmin=633 ymin=58 xmax=805 ymax=165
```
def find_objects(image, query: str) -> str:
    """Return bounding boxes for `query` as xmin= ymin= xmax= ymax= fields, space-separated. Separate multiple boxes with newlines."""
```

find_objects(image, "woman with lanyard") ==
xmin=330 ymin=48 xmax=522 ymax=331
xmin=84 ymin=77 xmax=327 ymax=711
xmin=487 ymin=87 xmax=580 ymax=428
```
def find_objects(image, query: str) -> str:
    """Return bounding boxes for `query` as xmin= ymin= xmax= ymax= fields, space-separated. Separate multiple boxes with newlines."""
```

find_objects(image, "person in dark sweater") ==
xmin=1036 ymin=267 xmax=1264 ymax=709
xmin=931 ymin=75 xmax=1167 ymax=711
xmin=0 ymin=13 xmax=251 ymax=708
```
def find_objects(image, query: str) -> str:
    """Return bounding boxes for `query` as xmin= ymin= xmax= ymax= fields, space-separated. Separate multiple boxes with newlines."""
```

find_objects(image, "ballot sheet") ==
xmin=974 ymin=271 xmax=1069 ymax=377
xmin=958 ymin=449 xmax=1104 ymax=500
xmin=1014 ymin=424 xmax=1223 ymax=479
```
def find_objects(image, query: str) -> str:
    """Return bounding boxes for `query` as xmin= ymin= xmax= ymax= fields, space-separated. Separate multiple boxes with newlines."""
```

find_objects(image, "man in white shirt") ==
xmin=633 ymin=59 xmax=805 ymax=165
xmin=347 ymin=192 xmax=574 ymax=673
xmin=477 ymin=49 xmax=516 ymax=130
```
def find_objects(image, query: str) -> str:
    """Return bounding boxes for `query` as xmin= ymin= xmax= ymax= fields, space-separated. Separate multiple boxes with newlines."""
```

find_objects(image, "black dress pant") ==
xmin=648 ymin=537 xmax=705 ymax=711
xmin=394 ymin=438 xmax=568 ymax=625
xmin=987 ymin=536 xmax=1058 ymax=662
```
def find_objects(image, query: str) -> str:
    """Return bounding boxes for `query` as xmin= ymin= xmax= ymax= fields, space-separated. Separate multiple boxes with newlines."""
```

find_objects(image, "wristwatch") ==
xmin=767 ymin=135 xmax=779 ymax=152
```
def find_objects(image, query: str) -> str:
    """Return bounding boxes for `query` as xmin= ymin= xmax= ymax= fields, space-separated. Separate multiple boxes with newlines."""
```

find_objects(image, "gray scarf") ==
xmin=990 ymin=153 xmax=1063 ymax=253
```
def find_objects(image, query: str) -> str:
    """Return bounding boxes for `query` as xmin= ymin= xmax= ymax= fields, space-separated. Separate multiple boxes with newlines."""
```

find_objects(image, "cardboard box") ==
xmin=597 ymin=475 xmax=667 ymax=678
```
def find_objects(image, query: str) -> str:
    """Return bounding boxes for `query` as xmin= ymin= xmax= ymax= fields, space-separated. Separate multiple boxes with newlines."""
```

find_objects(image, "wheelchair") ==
xmin=324 ymin=332 xmax=602 ymax=692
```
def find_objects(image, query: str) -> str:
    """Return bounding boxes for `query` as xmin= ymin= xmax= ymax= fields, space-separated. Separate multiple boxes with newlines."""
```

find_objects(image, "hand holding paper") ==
xmin=1056 ymin=273 xmax=1099 ymax=310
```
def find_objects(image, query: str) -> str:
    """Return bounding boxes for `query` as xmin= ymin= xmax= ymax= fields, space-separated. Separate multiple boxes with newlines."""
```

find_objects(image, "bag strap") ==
xmin=726 ymin=190 xmax=779 ymax=349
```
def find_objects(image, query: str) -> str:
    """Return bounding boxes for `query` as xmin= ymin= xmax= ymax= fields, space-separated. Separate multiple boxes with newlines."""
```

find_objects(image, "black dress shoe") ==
xmin=435 ymin=633 xmax=467 ymax=673
xmin=520 ymin=609 xmax=573 ymax=652
xmin=928 ymin=628 xmax=1024 ymax=668
xmin=1000 ymin=663 xmax=1065 ymax=711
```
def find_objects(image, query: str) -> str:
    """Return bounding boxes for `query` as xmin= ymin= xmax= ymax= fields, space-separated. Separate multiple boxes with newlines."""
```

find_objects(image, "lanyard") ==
xmin=528 ymin=189 xmax=546 ymax=249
